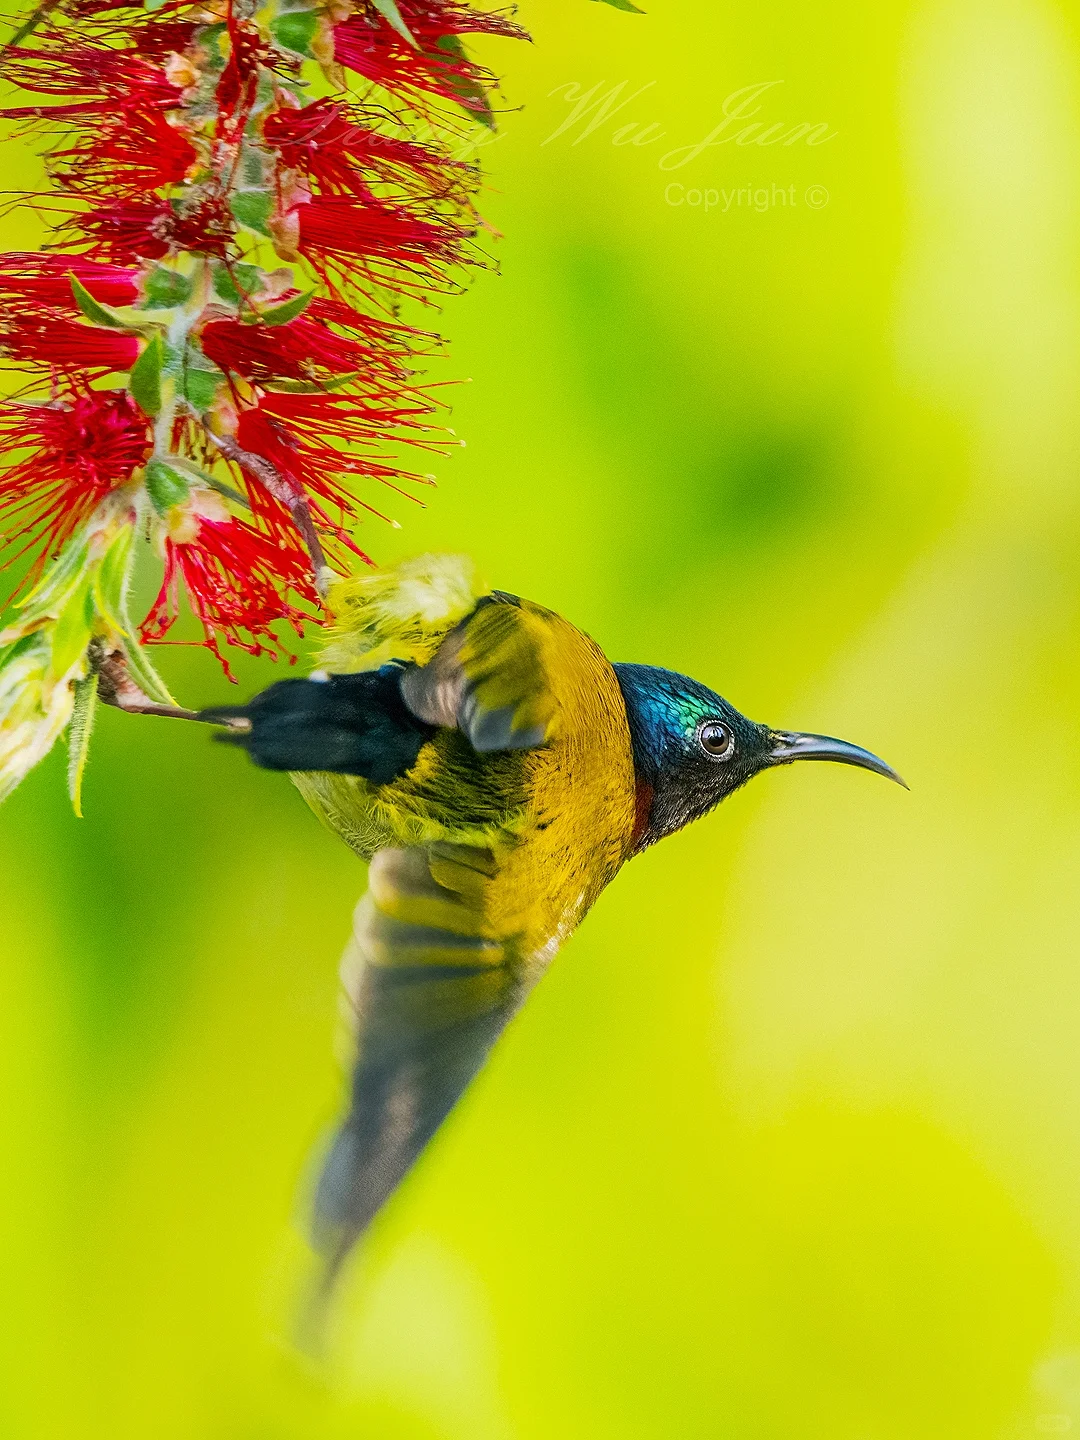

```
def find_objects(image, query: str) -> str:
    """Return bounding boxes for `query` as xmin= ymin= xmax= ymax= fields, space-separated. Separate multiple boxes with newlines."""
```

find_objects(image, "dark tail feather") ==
xmin=197 ymin=668 xmax=435 ymax=783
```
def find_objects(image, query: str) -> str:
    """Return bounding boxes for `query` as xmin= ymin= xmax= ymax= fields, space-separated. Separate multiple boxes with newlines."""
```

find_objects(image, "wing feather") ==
xmin=400 ymin=594 xmax=561 ymax=752
xmin=294 ymin=564 xmax=636 ymax=1302
xmin=312 ymin=842 xmax=524 ymax=1285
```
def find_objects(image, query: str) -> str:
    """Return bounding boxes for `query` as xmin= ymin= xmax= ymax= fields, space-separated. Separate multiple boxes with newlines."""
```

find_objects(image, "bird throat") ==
xmin=630 ymin=779 xmax=655 ymax=853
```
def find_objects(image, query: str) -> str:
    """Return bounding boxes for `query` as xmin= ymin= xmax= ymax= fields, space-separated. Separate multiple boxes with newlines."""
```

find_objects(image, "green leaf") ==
xmin=167 ymin=456 xmax=250 ymax=509
xmin=144 ymin=0 xmax=167 ymax=11
xmin=129 ymin=335 xmax=164 ymax=416
xmin=92 ymin=525 xmax=135 ymax=636
xmin=373 ymin=0 xmax=418 ymax=46
xmin=212 ymin=261 xmax=263 ymax=304
xmin=270 ymin=8 xmax=320 ymax=57
xmin=4 ymin=0 xmax=61 ymax=49
xmin=159 ymin=337 xmax=183 ymax=379
xmin=267 ymin=371 xmax=361 ymax=394
xmin=0 ymin=632 xmax=39 ymax=672
xmin=71 ymin=279 xmax=174 ymax=332
xmin=70 ymin=276 xmax=125 ymax=328
xmin=594 ymin=0 xmax=645 ymax=10
xmin=230 ymin=190 xmax=273 ymax=237
xmin=433 ymin=36 xmax=495 ymax=129
xmin=143 ymin=268 xmax=193 ymax=308
xmin=242 ymin=289 xmax=315 ymax=327
xmin=145 ymin=458 xmax=191 ymax=516
xmin=18 ymin=537 xmax=89 ymax=612
xmin=67 ymin=670 xmax=98 ymax=817
xmin=49 ymin=576 xmax=94 ymax=682
xmin=240 ymin=145 xmax=270 ymax=189
xmin=181 ymin=365 xmax=224 ymax=412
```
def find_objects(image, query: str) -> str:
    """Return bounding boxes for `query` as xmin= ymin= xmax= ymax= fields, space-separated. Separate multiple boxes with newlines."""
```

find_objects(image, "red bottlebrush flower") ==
xmin=0 ymin=388 xmax=151 ymax=577
xmin=141 ymin=501 xmax=317 ymax=679
xmin=216 ymin=15 xmax=270 ymax=122
xmin=248 ymin=388 xmax=439 ymax=453
xmin=51 ymin=106 xmax=199 ymax=198
xmin=89 ymin=17 xmax=201 ymax=62
xmin=0 ymin=309 xmax=140 ymax=374
xmin=235 ymin=402 xmax=378 ymax=528
xmin=0 ymin=0 xmax=528 ymax=702
xmin=75 ymin=196 xmax=233 ymax=264
xmin=331 ymin=0 xmax=526 ymax=115
xmin=286 ymin=196 xmax=471 ymax=294
xmin=235 ymin=390 xmax=437 ymax=536
xmin=304 ymin=297 xmax=432 ymax=382
xmin=0 ymin=40 xmax=183 ymax=121
xmin=264 ymin=99 xmax=470 ymax=206
xmin=0 ymin=254 xmax=139 ymax=308
xmin=201 ymin=312 xmax=396 ymax=385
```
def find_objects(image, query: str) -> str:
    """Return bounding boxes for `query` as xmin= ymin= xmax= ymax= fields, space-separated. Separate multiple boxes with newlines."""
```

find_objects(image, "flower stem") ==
xmin=92 ymin=643 xmax=243 ymax=727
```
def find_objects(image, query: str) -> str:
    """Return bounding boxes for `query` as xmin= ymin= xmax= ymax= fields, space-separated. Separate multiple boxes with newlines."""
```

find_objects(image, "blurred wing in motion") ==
xmin=312 ymin=841 xmax=526 ymax=1288
xmin=401 ymin=592 xmax=562 ymax=752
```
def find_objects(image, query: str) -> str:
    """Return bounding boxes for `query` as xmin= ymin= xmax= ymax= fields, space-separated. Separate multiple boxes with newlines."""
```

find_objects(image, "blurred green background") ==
xmin=4 ymin=0 xmax=1080 ymax=1435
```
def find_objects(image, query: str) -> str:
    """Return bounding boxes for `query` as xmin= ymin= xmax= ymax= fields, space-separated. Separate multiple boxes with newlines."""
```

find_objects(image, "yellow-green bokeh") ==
xmin=3 ymin=1 xmax=1080 ymax=1436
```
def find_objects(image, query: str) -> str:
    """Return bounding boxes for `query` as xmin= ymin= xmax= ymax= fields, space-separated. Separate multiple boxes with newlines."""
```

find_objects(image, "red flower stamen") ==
xmin=332 ymin=1 xmax=526 ymax=115
xmin=0 ymin=388 xmax=151 ymax=579
xmin=75 ymin=196 xmax=234 ymax=264
xmin=0 ymin=253 xmax=140 ymax=308
xmin=216 ymin=15 xmax=270 ymax=120
xmin=201 ymin=314 xmax=380 ymax=385
xmin=265 ymin=98 xmax=471 ymax=206
xmin=141 ymin=513 xmax=317 ymax=680
xmin=232 ymin=388 xmax=443 ymax=551
xmin=290 ymin=196 xmax=472 ymax=300
xmin=52 ymin=108 xmax=199 ymax=197
xmin=0 ymin=310 xmax=141 ymax=374
xmin=0 ymin=38 xmax=184 ymax=119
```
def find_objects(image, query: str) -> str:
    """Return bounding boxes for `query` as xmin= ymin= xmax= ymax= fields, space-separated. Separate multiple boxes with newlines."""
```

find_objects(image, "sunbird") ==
xmin=203 ymin=554 xmax=904 ymax=1283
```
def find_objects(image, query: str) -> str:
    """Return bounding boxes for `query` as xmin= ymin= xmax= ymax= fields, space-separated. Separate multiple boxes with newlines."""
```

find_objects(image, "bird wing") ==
xmin=400 ymin=593 xmax=562 ymax=752
xmin=307 ymin=594 xmax=572 ymax=1288
xmin=312 ymin=839 xmax=526 ymax=1287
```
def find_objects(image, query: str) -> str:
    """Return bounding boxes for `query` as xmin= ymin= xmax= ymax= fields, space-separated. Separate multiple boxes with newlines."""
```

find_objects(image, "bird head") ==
xmin=613 ymin=663 xmax=905 ymax=852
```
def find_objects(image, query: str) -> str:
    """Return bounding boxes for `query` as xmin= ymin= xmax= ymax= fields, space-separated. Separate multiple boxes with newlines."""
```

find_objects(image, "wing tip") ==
xmin=468 ymin=706 xmax=548 ymax=752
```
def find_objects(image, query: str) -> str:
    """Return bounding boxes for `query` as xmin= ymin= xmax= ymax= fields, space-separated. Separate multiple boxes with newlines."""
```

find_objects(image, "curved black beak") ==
xmin=768 ymin=730 xmax=908 ymax=789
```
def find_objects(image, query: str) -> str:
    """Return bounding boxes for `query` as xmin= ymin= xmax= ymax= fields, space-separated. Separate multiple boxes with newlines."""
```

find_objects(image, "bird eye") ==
xmin=697 ymin=720 xmax=734 ymax=760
